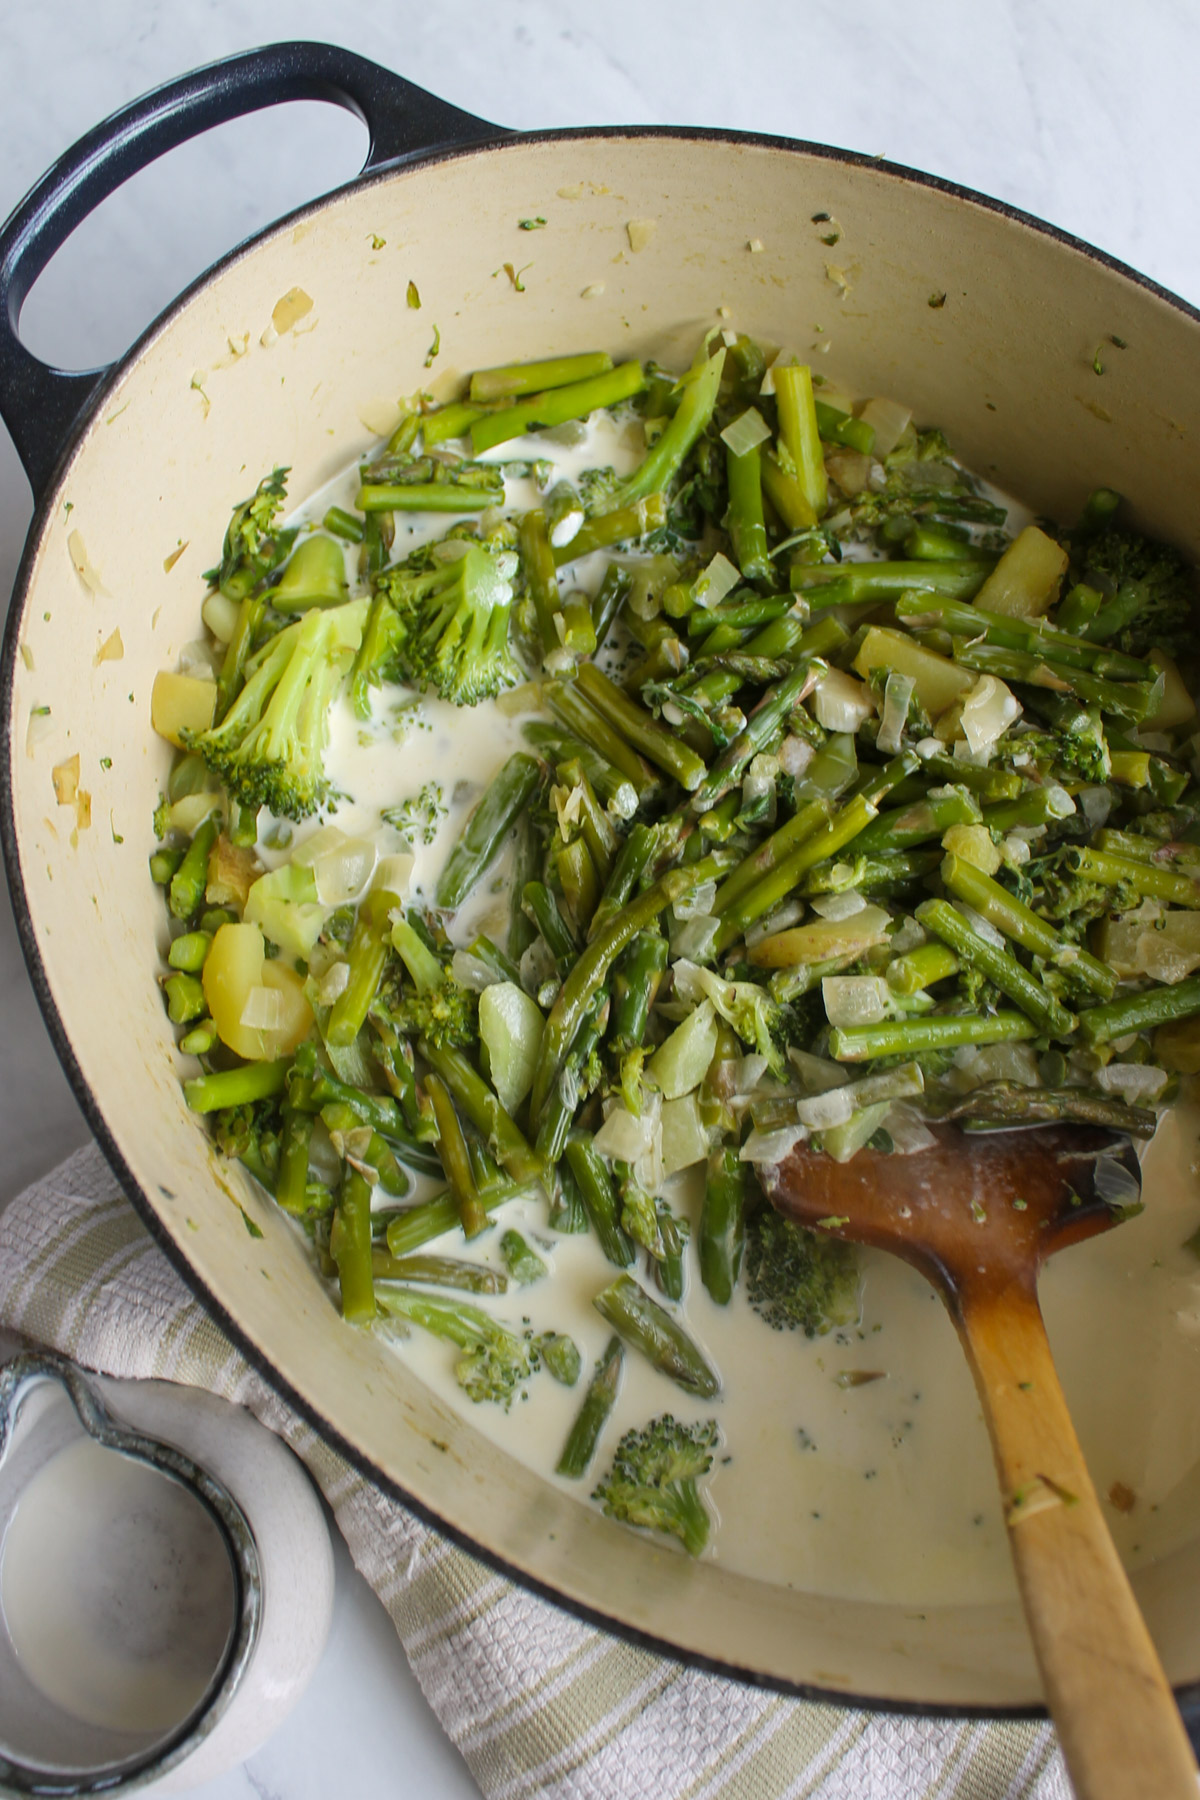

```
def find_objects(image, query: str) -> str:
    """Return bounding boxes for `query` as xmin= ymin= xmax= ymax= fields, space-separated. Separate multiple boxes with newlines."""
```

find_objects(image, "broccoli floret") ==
xmin=744 ymin=1202 xmax=860 ymax=1337
xmin=375 ymin=543 xmax=521 ymax=706
xmin=1070 ymin=499 xmax=1196 ymax=659
xmin=189 ymin=599 xmax=368 ymax=821
xmin=591 ymin=1414 xmax=720 ymax=1557
xmin=376 ymin=1287 xmax=536 ymax=1407
xmin=204 ymin=467 xmax=297 ymax=600
xmin=210 ymin=1098 xmax=283 ymax=1193
xmin=392 ymin=980 xmax=477 ymax=1051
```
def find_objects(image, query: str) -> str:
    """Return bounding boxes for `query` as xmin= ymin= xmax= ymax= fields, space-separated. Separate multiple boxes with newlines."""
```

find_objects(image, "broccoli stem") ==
xmin=1073 ymin=846 xmax=1200 ymax=909
xmin=593 ymin=1274 xmax=721 ymax=1398
xmin=791 ymin=560 xmax=989 ymax=607
xmin=1077 ymin=975 xmax=1200 ymax=1046
xmin=829 ymin=1012 xmax=1040 ymax=1062
xmin=609 ymin=932 xmax=669 ymax=1052
xmin=689 ymin=658 xmax=824 ymax=813
xmin=529 ymin=856 xmax=728 ymax=1122
xmin=774 ymin=364 xmax=827 ymax=518
xmin=699 ymin=1145 xmax=746 ymax=1306
xmin=357 ymin=483 xmax=503 ymax=513
xmin=471 ymin=361 xmax=645 ymax=453
xmin=420 ymin=1042 xmax=546 ymax=1188
xmin=915 ymin=899 xmax=1077 ymax=1037
xmin=713 ymin=793 xmax=879 ymax=952
xmin=435 ymin=752 xmax=543 ymax=910
xmin=556 ymin=1336 xmax=624 ymax=1478
xmin=327 ymin=889 xmax=401 ymax=1046
xmin=617 ymin=349 xmax=724 ymax=507
xmin=162 ymin=972 xmax=206 ymax=1024
xmin=725 ymin=443 xmax=772 ymax=583
xmin=331 ymin=1167 xmax=378 ymax=1324
xmin=371 ymin=1250 xmax=507 ymax=1293
xmin=469 ymin=350 xmax=615 ymax=404
xmin=426 ymin=1072 xmax=489 ymax=1238
xmin=563 ymin=1135 xmax=635 ymax=1267
xmin=575 ymin=663 xmax=708 ymax=791
xmin=184 ymin=1060 xmax=290 ymax=1112
xmin=886 ymin=941 xmax=960 ymax=996
xmin=940 ymin=854 xmax=1116 ymax=1000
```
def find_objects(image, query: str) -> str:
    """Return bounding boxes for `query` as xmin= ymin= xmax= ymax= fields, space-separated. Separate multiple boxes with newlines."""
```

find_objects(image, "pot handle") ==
xmin=0 ymin=41 xmax=499 ymax=502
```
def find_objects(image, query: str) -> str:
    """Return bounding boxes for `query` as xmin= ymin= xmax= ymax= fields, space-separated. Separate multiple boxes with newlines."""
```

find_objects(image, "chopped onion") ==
xmin=739 ymin=769 xmax=776 ymax=827
xmin=960 ymin=675 xmax=1022 ymax=758
xmin=240 ymin=986 xmax=285 ymax=1031
xmin=797 ymin=1086 xmax=855 ymax=1130
xmin=670 ymin=913 xmax=720 ymax=963
xmin=1093 ymin=1063 xmax=1168 ymax=1103
xmin=691 ymin=553 xmax=741 ymax=611
xmin=778 ymin=735 xmax=815 ymax=779
xmin=740 ymin=1124 xmax=807 ymax=1165
xmin=494 ymin=679 xmax=544 ymax=716
xmin=885 ymin=1103 xmax=937 ymax=1156
xmin=450 ymin=949 xmax=500 ymax=992
xmin=660 ymin=1094 xmax=709 ymax=1175
xmin=373 ymin=852 xmax=415 ymax=899
xmin=312 ymin=960 xmax=351 ymax=1005
xmin=852 ymin=1061 xmax=925 ymax=1107
xmin=941 ymin=823 xmax=1001 ymax=876
xmin=809 ymin=888 xmax=867 ymax=921
xmin=812 ymin=668 xmax=875 ymax=733
xmin=825 ymin=450 xmax=873 ymax=496
xmin=201 ymin=592 xmax=240 ymax=644
xmin=955 ymin=901 xmax=1007 ymax=950
xmin=1001 ymin=834 xmax=1032 ymax=869
xmin=876 ymin=671 xmax=914 ymax=756
xmin=822 ymin=975 xmax=889 ymax=1027
xmin=520 ymin=937 xmax=557 ymax=997
xmin=594 ymin=1103 xmax=656 ymax=1163
xmin=674 ymin=879 xmax=717 ymax=921
xmin=1094 ymin=1156 xmax=1143 ymax=1211
xmin=1079 ymin=785 xmax=1113 ymax=829
xmin=888 ymin=917 xmax=927 ymax=956
xmin=719 ymin=407 xmax=771 ymax=457
xmin=859 ymin=397 xmax=912 ymax=458
xmin=746 ymin=899 xmax=805 ymax=948
xmin=1135 ymin=932 xmax=1200 ymax=984
xmin=296 ymin=830 xmax=377 ymax=905
xmin=788 ymin=1048 xmax=851 ymax=1092
xmin=178 ymin=638 xmax=218 ymax=678
xmin=733 ymin=1054 xmax=770 ymax=1093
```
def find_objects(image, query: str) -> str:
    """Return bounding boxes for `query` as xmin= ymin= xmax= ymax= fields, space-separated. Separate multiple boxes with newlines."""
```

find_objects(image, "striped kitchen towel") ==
xmin=0 ymin=1144 xmax=1068 ymax=1799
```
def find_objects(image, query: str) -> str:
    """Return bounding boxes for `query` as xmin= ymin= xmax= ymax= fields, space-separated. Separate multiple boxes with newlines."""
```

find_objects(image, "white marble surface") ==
xmin=0 ymin=1 xmax=1197 ymax=1793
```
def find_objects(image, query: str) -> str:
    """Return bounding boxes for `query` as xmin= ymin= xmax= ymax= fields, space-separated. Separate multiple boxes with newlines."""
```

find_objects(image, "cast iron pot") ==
xmin=3 ymin=40 xmax=1200 ymax=1718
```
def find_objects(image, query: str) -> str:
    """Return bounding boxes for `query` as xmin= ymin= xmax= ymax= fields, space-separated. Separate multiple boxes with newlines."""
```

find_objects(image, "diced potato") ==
xmin=151 ymin=670 xmax=216 ymax=747
xmin=1147 ymin=650 xmax=1197 ymax=731
xmin=479 ymin=982 xmax=545 ymax=1113
xmin=942 ymin=824 xmax=1002 ymax=875
xmin=647 ymin=1000 xmax=718 ymax=1099
xmin=852 ymin=626 xmax=973 ymax=719
xmin=972 ymin=525 xmax=1068 ymax=618
xmin=1093 ymin=911 xmax=1200 ymax=981
xmin=203 ymin=921 xmax=312 ymax=1059
xmin=812 ymin=666 xmax=875 ymax=732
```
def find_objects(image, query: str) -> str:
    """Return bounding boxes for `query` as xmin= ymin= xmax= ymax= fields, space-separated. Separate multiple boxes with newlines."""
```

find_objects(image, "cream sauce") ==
xmin=240 ymin=411 xmax=1200 ymax=1604
xmin=0 ymin=1436 xmax=235 ymax=1733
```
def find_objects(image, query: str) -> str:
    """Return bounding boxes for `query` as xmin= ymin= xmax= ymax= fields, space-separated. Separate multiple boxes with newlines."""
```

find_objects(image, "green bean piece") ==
xmin=327 ymin=889 xmax=401 ymax=1047
xmin=774 ymin=364 xmax=827 ymax=518
xmin=523 ymin=722 xmax=638 ymax=820
xmin=426 ymin=1073 xmax=490 ymax=1239
xmin=1077 ymin=976 xmax=1200 ymax=1047
xmin=501 ymin=1229 xmax=549 ymax=1285
xmin=469 ymin=351 xmax=615 ymax=404
xmin=162 ymin=973 xmax=206 ymax=1025
xmin=711 ymin=797 xmax=834 ymax=921
xmin=592 ymin=563 xmax=633 ymax=647
xmin=168 ymin=815 xmax=219 ymax=921
xmin=617 ymin=349 xmax=724 ymax=507
xmin=536 ymin=988 xmax=610 ymax=1167
xmin=507 ymin=813 xmax=540 ymax=965
xmin=574 ymin=663 xmax=708 ymax=791
xmin=563 ymin=1136 xmax=635 ymax=1267
xmin=761 ymin=447 xmax=817 ymax=530
xmin=420 ymin=1042 xmax=547 ymax=1188
xmin=548 ymin=1162 xmax=589 ymax=1234
xmin=725 ymin=442 xmax=772 ymax=583
xmin=813 ymin=398 xmax=876 ymax=455
xmin=540 ymin=1333 xmax=583 ymax=1386
xmin=371 ymin=1251 xmax=507 ymax=1294
xmin=713 ymin=794 xmax=879 ymax=952
xmin=911 ymin=752 xmax=1023 ymax=799
xmin=557 ymin=1336 xmax=624 ymax=1478
xmin=854 ymin=786 xmax=981 ymax=856
xmin=468 ymin=934 xmax=524 ymax=986
xmin=699 ymin=1145 xmax=745 ymax=1306
xmin=435 ymin=753 xmax=543 ymax=910
xmin=184 ymin=1060 xmax=290 ymax=1112
xmin=471 ymin=362 xmax=645 ymax=453
xmin=420 ymin=399 xmax=498 ymax=445
xmin=546 ymin=681 xmax=661 ymax=801
xmin=553 ymin=493 xmax=669 ymax=566
xmin=593 ymin=1274 xmax=720 ymax=1398
xmin=950 ymin=638 xmax=1156 ymax=723
xmin=150 ymin=848 xmax=184 ymax=886
xmin=357 ymin=482 xmax=502 ymax=513
xmin=1074 ymin=846 xmax=1200 ymax=909
xmin=886 ymin=942 xmax=960 ymax=996
xmin=530 ymin=857 xmax=725 ymax=1120
xmin=360 ymin=1132 xmax=410 ymax=1198
xmin=369 ymin=1013 xmax=433 ymax=1138
xmin=916 ymin=899 xmax=1076 ymax=1036
xmin=332 ymin=1168 xmax=378 ymax=1325
xmin=932 ymin=1084 xmax=1157 ymax=1137
xmin=215 ymin=594 xmax=266 ymax=721
xmin=519 ymin=509 xmax=564 ymax=663
xmin=791 ymin=560 xmax=989 ymax=607
xmin=829 ymin=1012 xmax=1040 ymax=1062
xmin=591 ymin=825 xmax=658 ymax=935
xmin=179 ymin=1019 xmax=218 ymax=1057
xmin=168 ymin=930 xmax=212 ymax=973
xmin=609 ymin=932 xmax=669 ymax=1052
xmin=275 ymin=1108 xmax=314 ymax=1214
xmin=384 ymin=1180 xmax=528 ymax=1256
xmin=940 ymin=854 xmax=1116 ymax=999
xmin=524 ymin=880 xmax=579 ymax=973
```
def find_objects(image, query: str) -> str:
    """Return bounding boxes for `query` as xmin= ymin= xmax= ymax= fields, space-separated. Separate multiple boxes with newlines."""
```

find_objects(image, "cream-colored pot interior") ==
xmin=7 ymin=128 xmax=1200 ymax=1709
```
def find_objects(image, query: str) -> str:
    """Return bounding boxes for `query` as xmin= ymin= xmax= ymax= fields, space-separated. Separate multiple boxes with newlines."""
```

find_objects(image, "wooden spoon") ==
xmin=760 ymin=1123 xmax=1198 ymax=1800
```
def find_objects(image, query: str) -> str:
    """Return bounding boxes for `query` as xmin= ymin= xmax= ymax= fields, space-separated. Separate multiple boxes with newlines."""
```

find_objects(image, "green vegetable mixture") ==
xmin=150 ymin=333 xmax=1200 ymax=1558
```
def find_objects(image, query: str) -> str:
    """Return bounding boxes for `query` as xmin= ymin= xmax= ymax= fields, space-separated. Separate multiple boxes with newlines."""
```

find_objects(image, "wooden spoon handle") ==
xmin=956 ymin=1281 xmax=1197 ymax=1800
